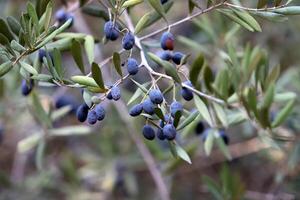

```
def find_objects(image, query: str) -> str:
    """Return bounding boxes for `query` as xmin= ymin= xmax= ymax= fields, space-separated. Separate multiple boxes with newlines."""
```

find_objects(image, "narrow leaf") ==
xmin=91 ymin=62 xmax=105 ymax=89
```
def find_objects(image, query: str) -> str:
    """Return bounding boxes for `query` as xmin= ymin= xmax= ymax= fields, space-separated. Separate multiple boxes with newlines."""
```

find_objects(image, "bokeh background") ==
xmin=0 ymin=0 xmax=300 ymax=199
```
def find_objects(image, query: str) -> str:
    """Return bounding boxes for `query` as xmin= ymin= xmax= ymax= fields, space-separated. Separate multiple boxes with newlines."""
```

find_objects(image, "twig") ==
xmin=139 ymin=2 xmax=225 ymax=41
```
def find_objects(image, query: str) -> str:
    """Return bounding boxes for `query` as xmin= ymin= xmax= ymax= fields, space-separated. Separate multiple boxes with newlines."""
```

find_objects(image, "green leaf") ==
xmin=219 ymin=9 xmax=254 ymax=32
xmin=0 ymin=33 xmax=10 ymax=46
xmin=122 ymin=0 xmax=144 ymax=8
xmin=213 ymin=102 xmax=228 ymax=127
xmin=6 ymin=16 xmax=21 ymax=35
xmin=20 ymin=62 xmax=38 ymax=75
xmin=233 ymin=10 xmax=262 ymax=32
xmin=260 ymin=83 xmax=275 ymax=109
xmin=202 ymin=176 xmax=223 ymax=200
xmin=189 ymin=53 xmax=204 ymax=86
xmin=84 ymin=35 xmax=95 ymax=64
xmin=202 ymin=65 xmax=214 ymax=92
xmin=27 ymin=2 xmax=39 ymax=30
xmin=0 ymin=18 xmax=14 ymax=41
xmin=113 ymin=52 xmax=122 ymax=77
xmin=130 ymin=78 xmax=148 ymax=93
xmin=71 ymin=75 xmax=99 ymax=87
xmin=11 ymin=40 xmax=26 ymax=52
xmin=80 ymin=0 xmax=89 ymax=7
xmin=177 ymin=110 xmax=199 ymax=130
xmin=154 ymin=108 xmax=165 ymax=121
xmin=31 ymin=74 xmax=53 ymax=81
xmin=81 ymin=5 xmax=109 ymax=20
xmin=175 ymin=144 xmax=192 ymax=164
xmin=50 ymin=105 xmax=73 ymax=121
xmin=173 ymin=111 xmax=182 ymax=128
xmin=31 ymin=91 xmax=52 ymax=128
xmin=134 ymin=1 xmax=173 ymax=34
xmin=148 ymin=52 xmax=181 ymax=83
xmin=247 ymin=87 xmax=258 ymax=115
xmin=42 ymin=1 xmax=52 ymax=31
xmin=169 ymin=141 xmax=178 ymax=158
xmin=188 ymin=0 xmax=196 ymax=14
xmin=127 ymin=82 xmax=150 ymax=105
xmin=71 ymin=39 xmax=85 ymax=74
xmin=83 ymin=89 xmax=92 ymax=107
xmin=91 ymin=62 xmax=105 ymax=89
xmin=213 ymin=68 xmax=229 ymax=99
xmin=48 ymin=125 xmax=92 ymax=136
xmin=36 ymin=19 xmax=72 ymax=48
xmin=272 ymin=99 xmax=295 ymax=127
xmin=0 ymin=61 xmax=13 ymax=77
xmin=135 ymin=13 xmax=151 ymax=34
xmin=194 ymin=95 xmax=213 ymax=127
xmin=53 ymin=48 xmax=63 ymax=78
xmin=274 ymin=92 xmax=296 ymax=102
xmin=274 ymin=6 xmax=300 ymax=15
xmin=251 ymin=11 xmax=288 ymax=22
xmin=36 ymin=0 xmax=52 ymax=18
xmin=215 ymin=137 xmax=232 ymax=160
xmin=17 ymin=133 xmax=42 ymax=153
xmin=147 ymin=0 xmax=166 ymax=21
xmin=265 ymin=64 xmax=280 ymax=88
xmin=204 ymin=129 xmax=214 ymax=156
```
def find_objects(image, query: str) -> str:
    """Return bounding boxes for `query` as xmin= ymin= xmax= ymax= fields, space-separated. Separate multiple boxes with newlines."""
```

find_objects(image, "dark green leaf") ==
xmin=173 ymin=111 xmax=182 ymax=128
xmin=53 ymin=48 xmax=63 ymax=78
xmin=82 ymin=6 xmax=109 ymax=20
xmin=71 ymin=39 xmax=85 ymax=74
xmin=257 ymin=0 xmax=267 ymax=8
xmin=6 ymin=16 xmax=21 ymax=35
xmin=113 ymin=52 xmax=122 ymax=77
xmin=189 ymin=53 xmax=204 ymax=86
xmin=0 ymin=33 xmax=10 ymax=46
xmin=203 ymin=65 xmax=214 ymax=92
xmin=177 ymin=110 xmax=199 ymax=130
xmin=154 ymin=108 xmax=165 ymax=121
xmin=260 ymin=83 xmax=275 ymax=109
xmin=0 ymin=18 xmax=14 ymax=41
xmin=91 ymin=62 xmax=105 ymax=89
xmin=36 ymin=0 xmax=52 ymax=18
